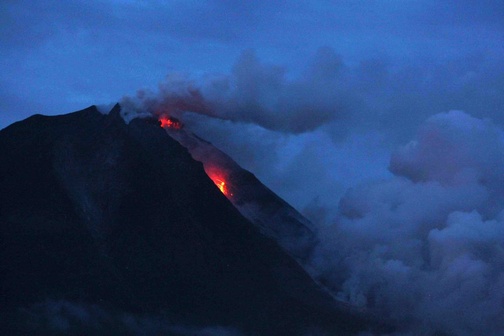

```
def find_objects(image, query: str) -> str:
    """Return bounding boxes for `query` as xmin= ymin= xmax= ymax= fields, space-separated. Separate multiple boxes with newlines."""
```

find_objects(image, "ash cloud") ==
xmin=119 ymin=49 xmax=504 ymax=215
xmin=121 ymin=47 xmax=349 ymax=134
xmin=183 ymin=50 xmax=503 ymax=215
xmin=122 ymin=47 xmax=504 ymax=144
xmin=120 ymin=47 xmax=504 ymax=334
xmin=314 ymin=111 xmax=504 ymax=335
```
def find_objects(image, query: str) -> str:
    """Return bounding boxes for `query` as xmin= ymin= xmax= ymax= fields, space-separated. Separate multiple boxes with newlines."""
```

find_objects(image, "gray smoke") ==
xmin=120 ymin=49 xmax=504 ymax=335
xmin=314 ymin=111 xmax=504 ymax=335
xmin=120 ymin=48 xmax=504 ymax=214
xmin=121 ymin=47 xmax=350 ymax=134
xmin=122 ymin=48 xmax=503 ymax=142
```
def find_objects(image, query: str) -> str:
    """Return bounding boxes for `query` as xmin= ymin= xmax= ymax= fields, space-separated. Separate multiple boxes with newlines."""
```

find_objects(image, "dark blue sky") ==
xmin=1 ymin=0 xmax=503 ymax=214
xmin=2 ymin=2 xmax=504 ymax=334
xmin=1 ymin=0 xmax=502 ymax=127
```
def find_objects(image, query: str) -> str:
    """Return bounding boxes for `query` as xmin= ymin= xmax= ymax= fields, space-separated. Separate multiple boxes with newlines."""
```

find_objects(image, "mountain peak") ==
xmin=0 ymin=106 xmax=391 ymax=335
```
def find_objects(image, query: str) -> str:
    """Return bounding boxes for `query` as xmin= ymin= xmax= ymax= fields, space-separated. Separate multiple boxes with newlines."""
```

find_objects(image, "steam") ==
xmin=120 ymin=47 xmax=348 ymax=133
xmin=119 ymin=48 xmax=503 ymax=213
xmin=314 ymin=111 xmax=504 ymax=335
xmin=120 ymin=48 xmax=504 ymax=334
xmin=121 ymin=48 xmax=503 ymax=144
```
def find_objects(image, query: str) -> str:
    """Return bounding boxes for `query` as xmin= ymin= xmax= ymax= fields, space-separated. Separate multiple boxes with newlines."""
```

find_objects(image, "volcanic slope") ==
xmin=164 ymin=122 xmax=317 ymax=266
xmin=0 ymin=106 xmax=390 ymax=335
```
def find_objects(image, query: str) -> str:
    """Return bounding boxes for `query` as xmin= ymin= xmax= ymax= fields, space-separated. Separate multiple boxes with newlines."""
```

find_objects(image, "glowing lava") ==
xmin=215 ymin=178 xmax=228 ymax=195
xmin=207 ymin=171 xmax=233 ymax=197
xmin=159 ymin=115 xmax=182 ymax=129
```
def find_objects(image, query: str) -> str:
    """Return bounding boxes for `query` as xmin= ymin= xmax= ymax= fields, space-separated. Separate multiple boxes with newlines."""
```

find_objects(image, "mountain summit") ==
xmin=0 ymin=105 xmax=389 ymax=335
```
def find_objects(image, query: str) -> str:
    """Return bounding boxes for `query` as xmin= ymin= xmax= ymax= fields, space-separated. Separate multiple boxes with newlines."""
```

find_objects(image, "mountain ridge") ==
xmin=0 ymin=105 xmax=390 ymax=335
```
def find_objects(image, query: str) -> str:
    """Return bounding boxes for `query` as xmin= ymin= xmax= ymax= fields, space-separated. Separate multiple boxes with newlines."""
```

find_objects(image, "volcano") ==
xmin=0 ymin=105 xmax=390 ymax=335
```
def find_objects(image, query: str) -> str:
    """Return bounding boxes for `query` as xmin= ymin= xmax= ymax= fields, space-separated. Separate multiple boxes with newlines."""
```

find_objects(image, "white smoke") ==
xmin=314 ymin=111 xmax=504 ymax=335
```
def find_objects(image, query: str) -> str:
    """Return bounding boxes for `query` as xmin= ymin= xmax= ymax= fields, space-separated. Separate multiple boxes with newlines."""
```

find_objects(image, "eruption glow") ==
xmin=214 ymin=178 xmax=231 ymax=196
xmin=206 ymin=170 xmax=233 ymax=197
xmin=159 ymin=115 xmax=182 ymax=129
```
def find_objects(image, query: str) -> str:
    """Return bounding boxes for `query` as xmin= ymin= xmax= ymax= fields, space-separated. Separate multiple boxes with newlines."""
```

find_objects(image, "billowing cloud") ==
xmin=314 ymin=111 xmax=504 ymax=335
xmin=119 ymin=47 xmax=503 ymax=217
xmin=390 ymin=111 xmax=504 ymax=185
xmin=121 ymin=46 xmax=504 ymax=141
xmin=121 ymin=47 xmax=349 ymax=134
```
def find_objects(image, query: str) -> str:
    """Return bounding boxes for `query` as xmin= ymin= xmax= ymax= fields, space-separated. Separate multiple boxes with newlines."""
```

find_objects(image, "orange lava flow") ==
xmin=215 ymin=178 xmax=228 ymax=195
xmin=207 ymin=171 xmax=233 ymax=197
xmin=159 ymin=115 xmax=182 ymax=129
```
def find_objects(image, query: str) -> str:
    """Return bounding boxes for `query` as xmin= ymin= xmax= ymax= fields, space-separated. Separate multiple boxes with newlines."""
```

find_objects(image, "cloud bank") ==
xmin=121 ymin=47 xmax=350 ymax=134
xmin=121 ymin=47 xmax=504 ymax=333
xmin=121 ymin=47 xmax=504 ymax=142
xmin=120 ymin=46 xmax=504 ymax=214
xmin=314 ymin=111 xmax=504 ymax=335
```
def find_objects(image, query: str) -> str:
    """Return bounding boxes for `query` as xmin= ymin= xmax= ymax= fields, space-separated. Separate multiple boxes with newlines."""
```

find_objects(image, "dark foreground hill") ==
xmin=0 ymin=106 xmax=389 ymax=335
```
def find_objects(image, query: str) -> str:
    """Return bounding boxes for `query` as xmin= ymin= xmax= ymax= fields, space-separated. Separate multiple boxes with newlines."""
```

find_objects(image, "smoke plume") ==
xmin=119 ymin=48 xmax=503 ymax=214
xmin=314 ymin=111 xmax=504 ymax=335
xmin=120 ymin=47 xmax=349 ymax=134
xmin=120 ymin=48 xmax=504 ymax=335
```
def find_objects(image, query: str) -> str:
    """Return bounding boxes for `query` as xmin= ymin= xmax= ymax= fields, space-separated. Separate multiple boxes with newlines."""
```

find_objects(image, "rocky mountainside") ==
xmin=164 ymin=124 xmax=317 ymax=266
xmin=0 ymin=105 xmax=390 ymax=335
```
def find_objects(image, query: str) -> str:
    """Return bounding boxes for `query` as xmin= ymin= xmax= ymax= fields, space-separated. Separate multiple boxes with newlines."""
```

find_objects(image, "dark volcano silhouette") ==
xmin=0 ymin=105 xmax=390 ymax=335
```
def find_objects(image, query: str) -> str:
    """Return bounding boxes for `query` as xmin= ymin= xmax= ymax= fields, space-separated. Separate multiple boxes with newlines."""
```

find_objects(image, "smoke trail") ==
xmin=120 ymin=48 xmax=348 ymax=134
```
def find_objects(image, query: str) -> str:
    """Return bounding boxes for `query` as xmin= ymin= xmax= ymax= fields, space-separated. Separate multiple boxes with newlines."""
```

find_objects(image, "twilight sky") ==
xmin=2 ymin=0 xmax=502 ymax=209
xmin=1 ymin=1 xmax=502 ymax=127
xmin=1 ymin=1 xmax=504 ymax=334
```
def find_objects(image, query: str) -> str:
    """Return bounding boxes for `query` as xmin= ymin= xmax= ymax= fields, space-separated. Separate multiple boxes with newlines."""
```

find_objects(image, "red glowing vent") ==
xmin=159 ymin=115 xmax=182 ymax=129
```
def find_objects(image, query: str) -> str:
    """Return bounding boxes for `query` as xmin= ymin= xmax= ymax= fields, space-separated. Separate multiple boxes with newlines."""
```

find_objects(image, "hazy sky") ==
xmin=1 ymin=0 xmax=502 ymax=128
xmin=2 ymin=2 xmax=504 ymax=333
